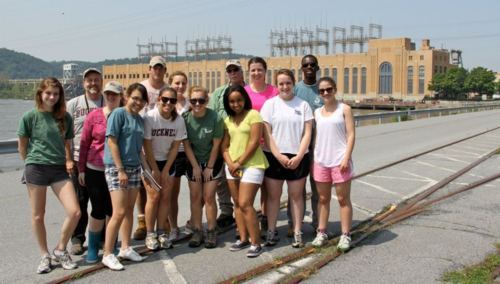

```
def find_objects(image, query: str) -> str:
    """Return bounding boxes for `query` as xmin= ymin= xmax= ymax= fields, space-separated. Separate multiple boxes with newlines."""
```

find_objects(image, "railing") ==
xmin=1 ymin=103 xmax=500 ymax=155
xmin=354 ymin=102 xmax=500 ymax=126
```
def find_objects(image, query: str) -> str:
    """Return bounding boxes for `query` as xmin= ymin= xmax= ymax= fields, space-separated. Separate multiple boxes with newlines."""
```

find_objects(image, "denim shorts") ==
xmin=105 ymin=165 xmax=142 ymax=191
xmin=22 ymin=164 xmax=70 ymax=186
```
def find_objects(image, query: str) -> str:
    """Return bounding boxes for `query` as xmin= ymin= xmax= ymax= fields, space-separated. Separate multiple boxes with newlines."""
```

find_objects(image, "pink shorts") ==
xmin=313 ymin=162 xmax=353 ymax=184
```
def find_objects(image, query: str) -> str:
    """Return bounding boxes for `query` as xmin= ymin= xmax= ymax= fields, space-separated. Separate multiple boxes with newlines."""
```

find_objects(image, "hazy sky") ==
xmin=1 ymin=0 xmax=499 ymax=70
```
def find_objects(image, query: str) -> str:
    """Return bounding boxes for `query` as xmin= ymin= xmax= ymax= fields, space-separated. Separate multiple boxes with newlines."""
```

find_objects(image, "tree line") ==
xmin=429 ymin=67 xmax=500 ymax=100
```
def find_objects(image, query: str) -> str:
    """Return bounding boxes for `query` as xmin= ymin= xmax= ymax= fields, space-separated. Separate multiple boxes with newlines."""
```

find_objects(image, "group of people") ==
xmin=18 ymin=54 xmax=356 ymax=274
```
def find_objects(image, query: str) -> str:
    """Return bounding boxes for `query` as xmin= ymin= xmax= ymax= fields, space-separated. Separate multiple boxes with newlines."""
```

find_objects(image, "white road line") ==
xmin=416 ymin=161 xmax=455 ymax=173
xmin=446 ymin=148 xmax=481 ymax=157
xmin=400 ymin=170 xmax=436 ymax=182
xmin=428 ymin=153 xmax=469 ymax=163
xmin=331 ymin=195 xmax=376 ymax=215
xmin=161 ymin=250 xmax=188 ymax=284
xmin=454 ymin=144 xmax=490 ymax=152
xmin=367 ymin=174 xmax=428 ymax=182
xmin=354 ymin=179 xmax=403 ymax=197
xmin=402 ymin=180 xmax=438 ymax=200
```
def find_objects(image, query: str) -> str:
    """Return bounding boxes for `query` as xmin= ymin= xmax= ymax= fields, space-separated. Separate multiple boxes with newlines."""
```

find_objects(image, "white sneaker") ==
xmin=145 ymin=232 xmax=159 ymax=250
xmin=337 ymin=234 xmax=351 ymax=251
xmin=102 ymin=254 xmax=124 ymax=271
xmin=312 ymin=232 xmax=328 ymax=247
xmin=37 ymin=254 xmax=52 ymax=274
xmin=118 ymin=247 xmax=144 ymax=262
xmin=158 ymin=233 xmax=173 ymax=249
xmin=168 ymin=228 xmax=180 ymax=242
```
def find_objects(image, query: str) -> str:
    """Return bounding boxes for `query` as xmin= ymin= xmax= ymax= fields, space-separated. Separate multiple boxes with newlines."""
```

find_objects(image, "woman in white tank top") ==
xmin=312 ymin=77 xmax=355 ymax=251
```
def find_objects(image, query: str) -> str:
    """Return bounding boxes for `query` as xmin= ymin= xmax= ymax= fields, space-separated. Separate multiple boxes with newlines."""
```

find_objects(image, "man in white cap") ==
xmin=208 ymin=59 xmax=245 ymax=230
xmin=132 ymin=56 xmax=168 ymax=240
xmin=66 ymin=67 xmax=105 ymax=255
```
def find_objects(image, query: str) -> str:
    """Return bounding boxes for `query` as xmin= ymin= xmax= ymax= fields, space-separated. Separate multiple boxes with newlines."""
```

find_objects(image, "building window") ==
xmin=418 ymin=65 xmax=425 ymax=94
xmin=298 ymin=69 xmax=302 ymax=81
xmin=409 ymin=56 xmax=413 ymax=61
xmin=361 ymin=67 xmax=367 ymax=94
xmin=352 ymin=68 xmax=358 ymax=94
xmin=211 ymin=71 xmax=216 ymax=93
xmin=407 ymin=66 xmax=413 ymax=95
xmin=198 ymin=72 xmax=202 ymax=86
xmin=343 ymin=68 xmax=349 ymax=94
xmin=378 ymin=62 xmax=392 ymax=94
xmin=216 ymin=71 xmax=221 ymax=88
xmin=316 ymin=69 xmax=321 ymax=78
xmin=323 ymin=68 xmax=329 ymax=77
xmin=206 ymin=72 xmax=210 ymax=89
xmin=267 ymin=70 xmax=272 ymax=84
xmin=420 ymin=55 xmax=424 ymax=60
xmin=332 ymin=68 xmax=338 ymax=85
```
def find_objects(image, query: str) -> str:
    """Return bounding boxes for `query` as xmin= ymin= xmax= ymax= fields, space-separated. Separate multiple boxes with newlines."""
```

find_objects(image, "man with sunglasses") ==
xmin=133 ymin=56 xmax=169 ymax=241
xmin=291 ymin=54 xmax=324 ymax=234
xmin=208 ymin=59 xmax=245 ymax=230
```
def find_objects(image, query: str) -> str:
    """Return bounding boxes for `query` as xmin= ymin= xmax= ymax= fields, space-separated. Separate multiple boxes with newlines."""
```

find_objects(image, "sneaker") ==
xmin=260 ymin=216 xmax=268 ymax=232
xmin=184 ymin=220 xmax=194 ymax=235
xmin=292 ymin=232 xmax=304 ymax=248
xmin=70 ymin=238 xmax=84 ymax=255
xmin=118 ymin=247 xmax=144 ymax=262
xmin=230 ymin=240 xmax=251 ymax=252
xmin=246 ymin=244 xmax=263 ymax=258
xmin=102 ymin=254 xmax=124 ymax=271
xmin=264 ymin=230 xmax=279 ymax=246
xmin=312 ymin=232 xmax=328 ymax=247
xmin=37 ymin=254 xmax=52 ymax=274
xmin=53 ymin=249 xmax=78 ymax=270
xmin=216 ymin=214 xmax=235 ymax=228
xmin=158 ymin=233 xmax=173 ymax=249
xmin=287 ymin=224 xmax=294 ymax=238
xmin=168 ymin=228 xmax=180 ymax=242
xmin=337 ymin=234 xmax=351 ymax=252
xmin=188 ymin=229 xmax=204 ymax=248
xmin=204 ymin=229 xmax=217 ymax=249
xmin=145 ymin=232 xmax=159 ymax=250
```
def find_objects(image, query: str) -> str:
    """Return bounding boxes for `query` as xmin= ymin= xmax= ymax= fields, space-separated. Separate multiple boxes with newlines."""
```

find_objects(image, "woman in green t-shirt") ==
xmin=182 ymin=86 xmax=224 ymax=249
xmin=17 ymin=78 xmax=80 ymax=274
xmin=221 ymin=85 xmax=268 ymax=258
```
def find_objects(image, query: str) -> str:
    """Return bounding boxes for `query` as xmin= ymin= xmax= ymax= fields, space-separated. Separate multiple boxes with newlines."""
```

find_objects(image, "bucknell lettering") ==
xmin=151 ymin=128 xmax=177 ymax=137
xmin=74 ymin=107 xmax=98 ymax=118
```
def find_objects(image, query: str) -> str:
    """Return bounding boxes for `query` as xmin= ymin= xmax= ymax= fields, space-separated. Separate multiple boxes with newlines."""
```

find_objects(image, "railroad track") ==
xmin=46 ymin=126 xmax=500 ymax=284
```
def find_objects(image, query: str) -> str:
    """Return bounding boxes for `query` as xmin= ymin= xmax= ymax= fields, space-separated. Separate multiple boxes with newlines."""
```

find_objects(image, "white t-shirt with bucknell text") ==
xmin=143 ymin=108 xmax=187 ymax=161
xmin=260 ymin=95 xmax=313 ymax=154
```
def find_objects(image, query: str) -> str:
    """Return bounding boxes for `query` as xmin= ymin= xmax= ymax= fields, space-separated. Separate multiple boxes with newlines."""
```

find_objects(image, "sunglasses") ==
xmin=189 ymin=98 xmax=207 ymax=105
xmin=160 ymin=97 xmax=177 ymax=105
xmin=319 ymin=87 xmax=334 ymax=94
xmin=302 ymin=62 xmax=318 ymax=68
xmin=226 ymin=67 xmax=240 ymax=73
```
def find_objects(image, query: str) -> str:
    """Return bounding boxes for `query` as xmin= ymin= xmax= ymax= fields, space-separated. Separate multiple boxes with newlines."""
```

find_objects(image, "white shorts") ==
xmin=224 ymin=165 xmax=265 ymax=185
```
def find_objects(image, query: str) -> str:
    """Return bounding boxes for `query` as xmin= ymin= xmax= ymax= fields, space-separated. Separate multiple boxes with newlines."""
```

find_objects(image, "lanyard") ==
xmin=83 ymin=94 xmax=104 ymax=113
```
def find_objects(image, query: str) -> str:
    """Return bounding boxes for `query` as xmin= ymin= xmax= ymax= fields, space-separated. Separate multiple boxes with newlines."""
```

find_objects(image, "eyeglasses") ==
xmin=302 ymin=62 xmax=318 ymax=68
xmin=226 ymin=67 xmax=240 ymax=73
xmin=189 ymin=98 xmax=207 ymax=105
xmin=160 ymin=97 xmax=177 ymax=105
xmin=319 ymin=87 xmax=334 ymax=94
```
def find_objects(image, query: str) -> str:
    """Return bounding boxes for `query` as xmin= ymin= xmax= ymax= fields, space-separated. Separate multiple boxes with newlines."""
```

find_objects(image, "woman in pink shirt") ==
xmin=244 ymin=57 xmax=277 ymax=232
xmin=78 ymin=81 xmax=123 ymax=263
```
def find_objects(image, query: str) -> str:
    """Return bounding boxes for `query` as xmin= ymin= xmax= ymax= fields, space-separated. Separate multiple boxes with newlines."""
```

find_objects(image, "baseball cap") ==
xmin=225 ymin=59 xmax=242 ymax=70
xmin=83 ymin=68 xmax=102 ymax=78
xmin=103 ymin=81 xmax=123 ymax=94
xmin=149 ymin=56 xmax=167 ymax=67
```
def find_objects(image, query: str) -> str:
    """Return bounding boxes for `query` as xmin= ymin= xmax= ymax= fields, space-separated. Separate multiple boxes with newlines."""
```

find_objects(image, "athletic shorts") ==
xmin=105 ymin=165 xmax=142 ymax=191
xmin=225 ymin=164 xmax=265 ymax=185
xmin=313 ymin=162 xmax=353 ymax=184
xmin=22 ymin=164 xmax=70 ymax=186
xmin=264 ymin=152 xmax=310 ymax=181
xmin=186 ymin=158 xmax=223 ymax=182
xmin=170 ymin=152 xmax=188 ymax=177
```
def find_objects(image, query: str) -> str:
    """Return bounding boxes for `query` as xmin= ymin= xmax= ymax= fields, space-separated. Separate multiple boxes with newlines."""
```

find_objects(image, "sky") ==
xmin=1 ymin=0 xmax=499 ymax=71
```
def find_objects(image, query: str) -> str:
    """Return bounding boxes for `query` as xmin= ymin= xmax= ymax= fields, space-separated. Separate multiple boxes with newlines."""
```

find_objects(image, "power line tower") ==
xmin=185 ymin=35 xmax=232 ymax=60
xmin=269 ymin=26 xmax=330 ymax=57
xmin=137 ymin=38 xmax=178 ymax=61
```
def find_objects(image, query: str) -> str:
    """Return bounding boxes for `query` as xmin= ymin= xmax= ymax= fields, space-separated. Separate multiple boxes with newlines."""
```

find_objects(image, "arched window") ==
xmin=206 ymin=72 xmax=210 ymax=89
xmin=267 ymin=70 xmax=272 ymax=84
xmin=332 ymin=68 xmax=338 ymax=85
xmin=193 ymin=71 xmax=198 ymax=86
xmin=323 ymin=68 xmax=330 ymax=77
xmin=361 ymin=67 xmax=367 ymax=94
xmin=407 ymin=66 xmax=414 ymax=95
xmin=379 ymin=62 xmax=392 ymax=94
xmin=352 ymin=68 xmax=358 ymax=94
xmin=343 ymin=68 xmax=349 ymax=94
xmin=418 ymin=66 xmax=425 ymax=94
xmin=211 ymin=71 xmax=215 ymax=93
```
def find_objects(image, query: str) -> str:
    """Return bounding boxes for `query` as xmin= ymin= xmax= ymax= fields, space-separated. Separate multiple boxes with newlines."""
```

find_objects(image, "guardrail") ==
xmin=354 ymin=103 xmax=500 ymax=126
xmin=1 ymin=103 xmax=500 ymax=155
